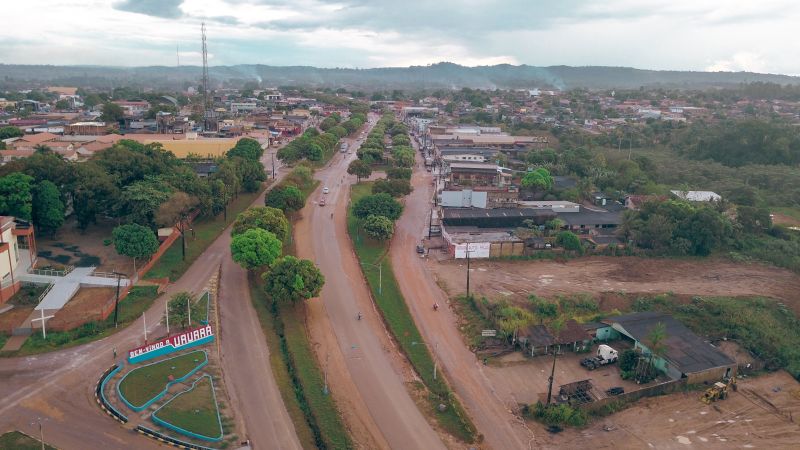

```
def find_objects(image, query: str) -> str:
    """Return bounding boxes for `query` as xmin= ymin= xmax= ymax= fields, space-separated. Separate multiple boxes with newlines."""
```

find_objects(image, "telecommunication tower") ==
xmin=201 ymin=22 xmax=212 ymax=130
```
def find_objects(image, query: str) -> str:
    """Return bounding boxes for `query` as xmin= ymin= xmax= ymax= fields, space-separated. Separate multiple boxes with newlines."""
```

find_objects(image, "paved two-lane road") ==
xmin=293 ymin=116 xmax=446 ymax=450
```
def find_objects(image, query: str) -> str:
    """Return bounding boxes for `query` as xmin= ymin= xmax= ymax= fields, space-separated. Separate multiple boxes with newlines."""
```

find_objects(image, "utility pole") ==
xmin=546 ymin=349 xmax=557 ymax=405
xmin=187 ymin=296 xmax=192 ymax=327
xmin=465 ymin=246 xmax=471 ymax=298
xmin=165 ymin=299 xmax=170 ymax=336
xmin=271 ymin=151 xmax=276 ymax=178
xmin=178 ymin=215 xmax=187 ymax=261
xmin=428 ymin=208 xmax=433 ymax=239
xmin=113 ymin=271 xmax=124 ymax=328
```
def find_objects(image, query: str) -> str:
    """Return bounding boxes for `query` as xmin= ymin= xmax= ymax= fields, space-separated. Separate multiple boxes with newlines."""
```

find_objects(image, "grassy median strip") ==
xmin=347 ymin=183 xmax=478 ymax=443
xmin=247 ymin=167 xmax=352 ymax=449
xmin=146 ymin=186 xmax=267 ymax=282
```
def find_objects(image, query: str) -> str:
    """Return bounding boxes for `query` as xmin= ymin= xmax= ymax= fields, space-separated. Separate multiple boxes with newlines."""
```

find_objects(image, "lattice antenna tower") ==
xmin=201 ymin=22 xmax=210 ymax=128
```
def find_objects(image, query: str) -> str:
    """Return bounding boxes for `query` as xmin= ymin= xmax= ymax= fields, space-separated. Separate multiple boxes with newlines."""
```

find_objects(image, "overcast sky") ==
xmin=2 ymin=0 xmax=798 ymax=74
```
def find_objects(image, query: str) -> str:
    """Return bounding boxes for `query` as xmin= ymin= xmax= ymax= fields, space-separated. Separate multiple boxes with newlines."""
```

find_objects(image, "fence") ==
xmin=135 ymin=425 xmax=218 ymax=450
xmin=27 ymin=265 xmax=74 ymax=277
xmin=95 ymin=364 xmax=128 ymax=424
xmin=580 ymin=378 xmax=687 ymax=413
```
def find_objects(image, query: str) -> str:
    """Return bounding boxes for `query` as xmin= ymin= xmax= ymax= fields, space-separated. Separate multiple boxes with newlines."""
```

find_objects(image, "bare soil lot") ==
xmin=485 ymin=342 xmax=665 ymax=406
xmin=430 ymin=256 xmax=800 ymax=310
xmin=49 ymin=287 xmax=115 ymax=329
xmin=37 ymin=219 xmax=134 ymax=274
xmin=546 ymin=370 xmax=800 ymax=449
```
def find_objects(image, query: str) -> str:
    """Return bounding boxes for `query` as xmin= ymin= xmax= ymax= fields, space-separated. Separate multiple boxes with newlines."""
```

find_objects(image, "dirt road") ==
xmin=295 ymin=116 xmax=446 ymax=450
xmin=0 ymin=156 xmax=300 ymax=449
xmin=430 ymin=257 xmax=800 ymax=310
xmin=389 ymin=140 xmax=537 ymax=449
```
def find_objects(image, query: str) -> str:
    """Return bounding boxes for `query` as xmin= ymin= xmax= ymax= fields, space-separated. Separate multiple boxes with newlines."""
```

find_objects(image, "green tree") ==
xmin=347 ymin=160 xmax=372 ymax=183
xmin=234 ymin=157 xmax=267 ymax=192
xmin=387 ymin=167 xmax=412 ymax=180
xmin=352 ymin=193 xmax=403 ymax=221
xmin=230 ymin=228 xmax=282 ymax=270
xmin=100 ymin=102 xmax=125 ymax=123
xmin=736 ymin=206 xmax=772 ymax=233
xmin=362 ymin=214 xmax=394 ymax=240
xmin=227 ymin=138 xmax=264 ymax=161
xmin=165 ymin=291 xmax=196 ymax=330
xmin=32 ymin=180 xmax=65 ymax=235
xmin=72 ymin=162 xmax=118 ymax=230
xmin=112 ymin=224 xmax=159 ymax=273
xmin=117 ymin=179 xmax=172 ymax=227
xmin=521 ymin=168 xmax=554 ymax=194
xmin=0 ymin=126 xmax=24 ymax=140
xmin=265 ymin=185 xmax=305 ymax=212
xmin=0 ymin=173 xmax=34 ymax=220
xmin=232 ymin=206 xmax=289 ymax=241
xmin=263 ymin=256 xmax=325 ymax=303
xmin=555 ymin=231 xmax=582 ymax=252
xmin=496 ymin=305 xmax=534 ymax=343
xmin=372 ymin=178 xmax=412 ymax=197
xmin=154 ymin=191 xmax=196 ymax=228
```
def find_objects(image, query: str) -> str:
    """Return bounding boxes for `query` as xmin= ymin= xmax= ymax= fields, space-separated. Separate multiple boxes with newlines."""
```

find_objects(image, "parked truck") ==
xmin=580 ymin=344 xmax=619 ymax=370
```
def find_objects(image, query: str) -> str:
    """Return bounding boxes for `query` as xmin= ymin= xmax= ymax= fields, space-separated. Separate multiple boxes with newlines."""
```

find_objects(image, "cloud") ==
xmin=706 ymin=52 xmax=768 ymax=73
xmin=114 ymin=0 xmax=185 ymax=19
xmin=2 ymin=0 xmax=800 ymax=74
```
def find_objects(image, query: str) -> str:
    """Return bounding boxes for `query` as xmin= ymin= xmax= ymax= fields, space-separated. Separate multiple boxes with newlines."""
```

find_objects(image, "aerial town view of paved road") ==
xmin=1 ymin=2 xmax=800 ymax=449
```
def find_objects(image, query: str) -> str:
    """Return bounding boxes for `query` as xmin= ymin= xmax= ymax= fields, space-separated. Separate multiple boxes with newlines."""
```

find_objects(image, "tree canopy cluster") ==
xmin=0 ymin=139 xmax=261 ymax=234
xmin=277 ymin=112 xmax=365 ymax=164
xmin=677 ymin=119 xmax=800 ymax=167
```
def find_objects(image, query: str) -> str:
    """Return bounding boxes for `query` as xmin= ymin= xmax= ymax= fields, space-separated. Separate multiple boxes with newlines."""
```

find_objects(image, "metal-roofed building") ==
xmin=602 ymin=312 xmax=736 ymax=384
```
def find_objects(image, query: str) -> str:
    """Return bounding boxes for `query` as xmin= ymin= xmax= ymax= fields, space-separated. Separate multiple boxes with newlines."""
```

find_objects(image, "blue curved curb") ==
xmin=117 ymin=350 xmax=208 ymax=412
xmin=151 ymin=374 xmax=224 ymax=442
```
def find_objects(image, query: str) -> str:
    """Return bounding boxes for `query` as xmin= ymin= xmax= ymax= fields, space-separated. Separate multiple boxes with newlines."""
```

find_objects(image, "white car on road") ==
xmin=323 ymin=187 xmax=330 ymax=194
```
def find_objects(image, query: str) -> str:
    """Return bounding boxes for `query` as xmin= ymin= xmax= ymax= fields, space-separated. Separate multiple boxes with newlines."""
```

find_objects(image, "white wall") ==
xmin=440 ymin=190 xmax=487 ymax=208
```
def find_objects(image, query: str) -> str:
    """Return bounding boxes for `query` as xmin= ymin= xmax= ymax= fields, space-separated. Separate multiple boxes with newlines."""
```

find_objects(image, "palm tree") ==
xmin=33 ymin=144 xmax=52 ymax=154
xmin=640 ymin=322 xmax=667 ymax=382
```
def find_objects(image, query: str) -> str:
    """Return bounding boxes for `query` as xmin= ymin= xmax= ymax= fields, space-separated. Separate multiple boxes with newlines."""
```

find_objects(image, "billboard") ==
xmin=454 ymin=242 xmax=491 ymax=259
xmin=128 ymin=325 xmax=215 ymax=364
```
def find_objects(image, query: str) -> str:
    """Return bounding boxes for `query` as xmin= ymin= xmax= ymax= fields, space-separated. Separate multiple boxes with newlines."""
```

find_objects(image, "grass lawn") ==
xmin=145 ymin=187 xmax=266 ymax=281
xmin=11 ymin=286 xmax=160 ymax=356
xmin=0 ymin=431 xmax=57 ymax=450
xmin=195 ymin=291 xmax=210 ymax=324
xmin=0 ymin=334 xmax=7 ymax=350
xmin=119 ymin=350 xmax=207 ymax=408
xmin=153 ymin=375 xmax=223 ymax=440
xmin=347 ymin=182 xmax=477 ymax=443
xmin=773 ymin=206 xmax=800 ymax=221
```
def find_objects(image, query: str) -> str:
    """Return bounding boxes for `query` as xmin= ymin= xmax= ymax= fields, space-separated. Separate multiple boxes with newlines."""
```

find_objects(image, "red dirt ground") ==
xmin=430 ymin=256 xmax=800 ymax=314
xmin=49 ymin=287 xmax=115 ymax=329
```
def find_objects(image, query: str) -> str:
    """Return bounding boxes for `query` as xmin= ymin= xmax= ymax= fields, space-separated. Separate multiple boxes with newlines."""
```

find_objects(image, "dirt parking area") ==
xmin=545 ymin=370 xmax=800 ymax=449
xmin=430 ymin=256 xmax=800 ymax=311
xmin=486 ymin=343 xmax=663 ymax=406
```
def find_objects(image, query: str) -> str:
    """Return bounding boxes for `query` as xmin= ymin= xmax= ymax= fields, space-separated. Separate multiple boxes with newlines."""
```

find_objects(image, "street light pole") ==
xmin=271 ymin=151 xmax=276 ymax=178
xmin=113 ymin=271 xmax=124 ymax=328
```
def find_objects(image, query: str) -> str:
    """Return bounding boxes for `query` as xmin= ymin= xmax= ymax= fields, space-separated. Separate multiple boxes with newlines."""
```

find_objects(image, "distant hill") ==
xmin=1 ymin=62 xmax=798 ymax=91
